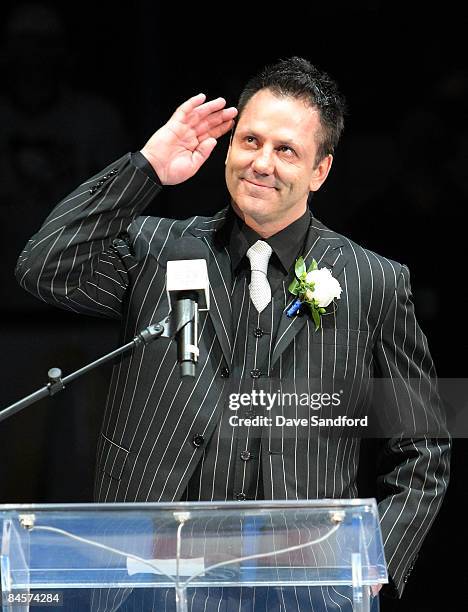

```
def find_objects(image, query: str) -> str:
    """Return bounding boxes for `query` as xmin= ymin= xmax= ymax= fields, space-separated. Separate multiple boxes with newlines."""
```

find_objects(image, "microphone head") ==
xmin=165 ymin=236 xmax=210 ymax=263
xmin=166 ymin=237 xmax=210 ymax=311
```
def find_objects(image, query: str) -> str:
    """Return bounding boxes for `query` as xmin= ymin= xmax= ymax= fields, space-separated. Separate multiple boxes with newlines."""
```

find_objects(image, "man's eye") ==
xmin=279 ymin=145 xmax=294 ymax=155
xmin=246 ymin=136 xmax=256 ymax=144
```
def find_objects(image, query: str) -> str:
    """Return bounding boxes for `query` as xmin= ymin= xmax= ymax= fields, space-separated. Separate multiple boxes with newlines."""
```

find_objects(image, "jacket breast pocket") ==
xmin=318 ymin=328 xmax=373 ymax=349
xmin=99 ymin=434 xmax=130 ymax=481
xmin=304 ymin=327 xmax=374 ymax=384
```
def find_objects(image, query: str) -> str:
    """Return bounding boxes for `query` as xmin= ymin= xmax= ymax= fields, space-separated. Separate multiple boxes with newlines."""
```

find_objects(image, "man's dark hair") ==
xmin=236 ymin=57 xmax=346 ymax=166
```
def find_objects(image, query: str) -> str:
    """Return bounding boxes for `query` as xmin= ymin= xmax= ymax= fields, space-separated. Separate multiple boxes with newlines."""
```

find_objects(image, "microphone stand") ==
xmin=0 ymin=312 xmax=189 ymax=424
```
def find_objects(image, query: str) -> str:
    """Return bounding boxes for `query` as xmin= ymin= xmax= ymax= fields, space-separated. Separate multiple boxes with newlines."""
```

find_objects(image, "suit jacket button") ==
xmin=250 ymin=368 xmax=261 ymax=379
xmin=253 ymin=327 xmax=264 ymax=338
xmin=236 ymin=492 xmax=246 ymax=501
xmin=220 ymin=367 xmax=230 ymax=378
xmin=192 ymin=434 xmax=204 ymax=448
xmin=240 ymin=450 xmax=251 ymax=461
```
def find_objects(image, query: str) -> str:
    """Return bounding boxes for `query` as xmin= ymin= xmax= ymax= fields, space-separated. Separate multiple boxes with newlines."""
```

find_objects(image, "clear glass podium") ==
xmin=1 ymin=499 xmax=387 ymax=611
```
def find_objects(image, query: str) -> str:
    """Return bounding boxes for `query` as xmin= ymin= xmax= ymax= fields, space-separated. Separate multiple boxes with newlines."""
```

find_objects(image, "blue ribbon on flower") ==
xmin=286 ymin=298 xmax=302 ymax=318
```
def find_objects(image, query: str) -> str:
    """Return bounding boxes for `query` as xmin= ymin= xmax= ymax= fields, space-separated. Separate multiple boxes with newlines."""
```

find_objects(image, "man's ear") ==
xmin=309 ymin=154 xmax=333 ymax=192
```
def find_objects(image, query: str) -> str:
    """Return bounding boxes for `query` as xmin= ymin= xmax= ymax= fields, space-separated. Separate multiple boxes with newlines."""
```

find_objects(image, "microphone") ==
xmin=165 ymin=237 xmax=210 ymax=378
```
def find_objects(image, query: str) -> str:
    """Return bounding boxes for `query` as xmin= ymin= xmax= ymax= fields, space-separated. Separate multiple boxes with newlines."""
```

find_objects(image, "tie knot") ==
xmin=246 ymin=240 xmax=273 ymax=274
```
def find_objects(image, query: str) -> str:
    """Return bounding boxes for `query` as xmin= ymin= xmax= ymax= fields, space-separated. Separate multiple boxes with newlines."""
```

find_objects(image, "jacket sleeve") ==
xmin=373 ymin=264 xmax=451 ymax=597
xmin=15 ymin=153 xmax=162 ymax=319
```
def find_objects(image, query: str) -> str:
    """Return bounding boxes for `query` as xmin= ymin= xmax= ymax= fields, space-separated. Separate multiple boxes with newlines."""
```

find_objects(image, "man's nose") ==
xmin=251 ymin=147 xmax=274 ymax=174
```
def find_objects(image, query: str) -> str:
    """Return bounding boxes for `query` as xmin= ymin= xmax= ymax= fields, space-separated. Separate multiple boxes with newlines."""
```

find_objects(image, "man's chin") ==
xmin=231 ymin=198 xmax=275 ymax=223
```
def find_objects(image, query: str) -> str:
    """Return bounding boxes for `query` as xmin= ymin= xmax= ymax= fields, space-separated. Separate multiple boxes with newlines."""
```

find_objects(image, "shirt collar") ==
xmin=227 ymin=207 xmax=311 ymax=274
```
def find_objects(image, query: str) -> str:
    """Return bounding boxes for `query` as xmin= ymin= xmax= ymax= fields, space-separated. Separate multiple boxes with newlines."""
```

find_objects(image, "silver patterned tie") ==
xmin=246 ymin=240 xmax=273 ymax=313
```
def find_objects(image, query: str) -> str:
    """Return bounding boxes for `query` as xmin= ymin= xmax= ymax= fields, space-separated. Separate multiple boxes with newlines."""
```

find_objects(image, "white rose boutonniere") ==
xmin=287 ymin=257 xmax=342 ymax=329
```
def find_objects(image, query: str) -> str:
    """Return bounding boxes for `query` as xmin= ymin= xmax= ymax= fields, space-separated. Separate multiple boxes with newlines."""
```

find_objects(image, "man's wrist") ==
xmin=131 ymin=151 xmax=162 ymax=186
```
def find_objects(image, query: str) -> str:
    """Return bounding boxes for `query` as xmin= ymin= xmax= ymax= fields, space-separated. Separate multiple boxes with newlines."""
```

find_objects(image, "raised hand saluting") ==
xmin=140 ymin=93 xmax=237 ymax=185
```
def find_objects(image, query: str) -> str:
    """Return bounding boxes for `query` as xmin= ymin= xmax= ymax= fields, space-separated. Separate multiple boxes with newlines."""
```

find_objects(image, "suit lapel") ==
xmin=271 ymin=215 xmax=347 ymax=367
xmin=188 ymin=208 xmax=233 ymax=367
xmin=187 ymin=209 xmax=347 ymax=370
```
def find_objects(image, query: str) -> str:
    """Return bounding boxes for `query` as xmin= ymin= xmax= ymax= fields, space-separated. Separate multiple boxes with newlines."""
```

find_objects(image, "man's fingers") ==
xmin=193 ymin=108 xmax=237 ymax=136
xmin=192 ymin=137 xmax=217 ymax=168
xmin=186 ymin=99 xmax=236 ymax=129
xmin=198 ymin=119 xmax=235 ymax=142
xmin=172 ymin=93 xmax=207 ymax=122
xmin=191 ymin=97 xmax=229 ymax=120
xmin=171 ymin=95 xmax=237 ymax=140
xmin=174 ymin=95 xmax=226 ymax=124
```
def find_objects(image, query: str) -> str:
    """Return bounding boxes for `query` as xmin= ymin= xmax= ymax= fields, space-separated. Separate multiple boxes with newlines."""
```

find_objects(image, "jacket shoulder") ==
xmin=313 ymin=216 xmax=405 ymax=282
xmin=125 ymin=211 xmax=222 ymax=261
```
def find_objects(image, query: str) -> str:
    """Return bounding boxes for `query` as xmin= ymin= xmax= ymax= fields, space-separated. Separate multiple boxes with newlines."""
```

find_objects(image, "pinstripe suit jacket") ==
xmin=16 ymin=153 xmax=450 ymax=598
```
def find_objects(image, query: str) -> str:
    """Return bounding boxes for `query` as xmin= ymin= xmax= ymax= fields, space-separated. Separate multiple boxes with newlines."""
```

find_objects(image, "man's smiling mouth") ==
xmin=242 ymin=178 xmax=276 ymax=189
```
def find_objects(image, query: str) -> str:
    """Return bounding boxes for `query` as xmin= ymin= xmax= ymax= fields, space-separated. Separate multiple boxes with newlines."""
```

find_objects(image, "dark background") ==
xmin=0 ymin=2 xmax=466 ymax=610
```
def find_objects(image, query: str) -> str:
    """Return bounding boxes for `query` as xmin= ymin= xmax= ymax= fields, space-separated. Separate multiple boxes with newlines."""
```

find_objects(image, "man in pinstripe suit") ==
xmin=17 ymin=58 xmax=449 ymax=610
